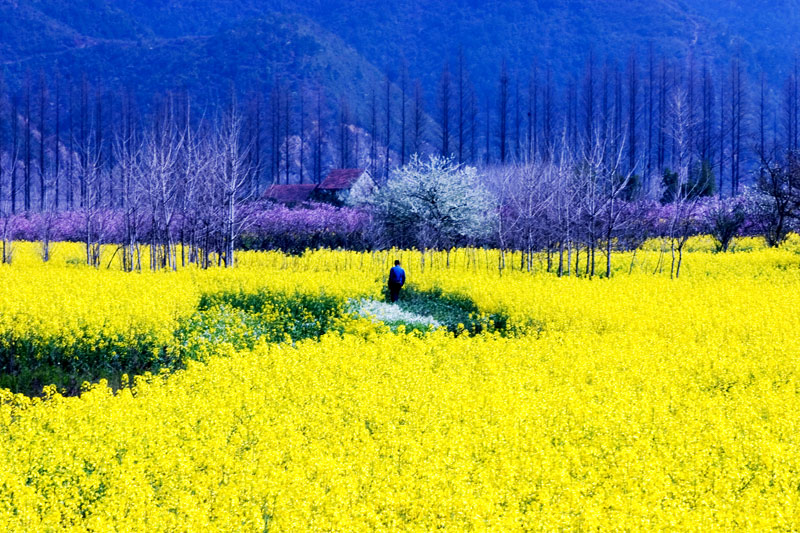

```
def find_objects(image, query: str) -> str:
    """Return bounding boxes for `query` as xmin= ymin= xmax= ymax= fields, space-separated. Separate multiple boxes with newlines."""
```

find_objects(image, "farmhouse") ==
xmin=263 ymin=169 xmax=376 ymax=206
xmin=316 ymin=168 xmax=376 ymax=205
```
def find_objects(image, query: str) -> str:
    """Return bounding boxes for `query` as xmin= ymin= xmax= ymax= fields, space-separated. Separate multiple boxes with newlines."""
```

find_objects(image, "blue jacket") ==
xmin=389 ymin=265 xmax=405 ymax=286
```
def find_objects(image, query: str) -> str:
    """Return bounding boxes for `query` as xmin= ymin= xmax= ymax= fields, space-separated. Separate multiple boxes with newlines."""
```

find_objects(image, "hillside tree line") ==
xmin=1 ymin=49 xmax=800 ymax=271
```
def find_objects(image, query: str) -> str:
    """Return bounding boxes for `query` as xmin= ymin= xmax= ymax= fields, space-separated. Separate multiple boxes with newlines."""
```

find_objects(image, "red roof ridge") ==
xmin=319 ymin=168 xmax=367 ymax=190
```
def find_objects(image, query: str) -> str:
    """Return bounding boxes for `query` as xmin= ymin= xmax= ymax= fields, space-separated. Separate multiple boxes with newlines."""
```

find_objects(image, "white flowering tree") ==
xmin=376 ymin=155 xmax=495 ymax=249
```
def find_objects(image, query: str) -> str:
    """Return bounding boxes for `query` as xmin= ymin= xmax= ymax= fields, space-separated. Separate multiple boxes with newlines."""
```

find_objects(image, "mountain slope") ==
xmin=1 ymin=8 xmax=390 ymax=114
xmin=279 ymin=0 xmax=796 ymax=89
xmin=1 ymin=1 xmax=798 ymax=111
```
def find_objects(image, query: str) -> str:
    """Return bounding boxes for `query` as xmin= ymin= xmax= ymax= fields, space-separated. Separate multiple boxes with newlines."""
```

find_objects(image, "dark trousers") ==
xmin=388 ymin=282 xmax=402 ymax=303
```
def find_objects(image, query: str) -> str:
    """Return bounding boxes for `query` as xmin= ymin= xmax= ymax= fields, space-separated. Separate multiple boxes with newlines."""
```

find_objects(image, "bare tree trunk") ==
xmin=670 ymin=237 xmax=676 ymax=279
xmin=226 ymin=190 xmax=235 ymax=267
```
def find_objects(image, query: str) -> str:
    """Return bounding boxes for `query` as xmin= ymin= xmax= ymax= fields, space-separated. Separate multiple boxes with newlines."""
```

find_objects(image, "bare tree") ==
xmin=213 ymin=102 xmax=253 ymax=267
xmin=384 ymin=74 xmax=392 ymax=178
xmin=0 ymin=76 xmax=14 ymax=262
xmin=728 ymin=56 xmax=746 ymax=196
xmin=577 ymin=133 xmax=603 ymax=277
xmin=400 ymin=62 xmax=408 ymax=166
xmin=599 ymin=136 xmax=635 ymax=277
xmin=251 ymin=92 xmax=263 ymax=195
xmin=139 ymin=100 xmax=185 ymax=270
xmin=269 ymin=81 xmax=281 ymax=184
xmin=646 ymin=45 xmax=655 ymax=180
xmin=627 ymin=51 xmax=638 ymax=173
xmin=114 ymin=90 xmax=143 ymax=271
xmin=411 ymin=80 xmax=426 ymax=157
xmin=753 ymin=150 xmax=800 ymax=246
xmin=664 ymin=87 xmax=700 ymax=278
xmin=339 ymin=97 xmax=351 ymax=168
xmin=439 ymin=63 xmax=452 ymax=157
xmin=298 ymin=86 xmax=305 ymax=183
xmin=583 ymin=51 xmax=595 ymax=158
xmin=528 ymin=62 xmax=538 ymax=162
xmin=76 ymin=125 xmax=104 ymax=267
xmin=486 ymin=161 xmax=555 ymax=273
xmin=38 ymin=71 xmax=47 ymax=211
xmin=314 ymin=86 xmax=325 ymax=183
xmin=24 ymin=74 xmax=31 ymax=211
xmin=498 ymin=61 xmax=509 ymax=163
xmin=369 ymin=88 xmax=378 ymax=176
xmin=0 ymin=78 xmax=4 ymax=215
xmin=53 ymin=73 xmax=61 ymax=210
xmin=10 ymin=94 xmax=19 ymax=214
xmin=701 ymin=59 xmax=714 ymax=172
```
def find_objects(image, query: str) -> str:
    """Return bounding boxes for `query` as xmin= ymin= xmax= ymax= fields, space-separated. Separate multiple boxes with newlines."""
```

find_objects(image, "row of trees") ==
xmin=1 ymin=50 xmax=800 ymax=271
xmin=0 ymin=95 xmax=256 ymax=270
xmin=4 ymin=49 xmax=800 ymax=208
xmin=1 ymin=140 xmax=798 ymax=276
xmin=376 ymin=152 xmax=800 ymax=279
xmin=375 ymin=139 xmax=695 ymax=279
xmin=375 ymin=78 xmax=800 ymax=279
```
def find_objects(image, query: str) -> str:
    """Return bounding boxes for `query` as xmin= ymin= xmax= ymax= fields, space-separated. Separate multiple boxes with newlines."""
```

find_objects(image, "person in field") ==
xmin=388 ymin=260 xmax=406 ymax=303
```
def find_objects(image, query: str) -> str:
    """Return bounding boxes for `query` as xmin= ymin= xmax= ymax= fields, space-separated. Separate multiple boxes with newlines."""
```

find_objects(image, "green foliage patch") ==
xmin=387 ymin=284 xmax=508 ymax=335
xmin=0 ymin=289 xmax=349 ymax=396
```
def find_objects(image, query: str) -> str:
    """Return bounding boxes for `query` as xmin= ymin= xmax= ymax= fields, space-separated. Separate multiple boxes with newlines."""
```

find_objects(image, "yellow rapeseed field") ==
xmin=0 ymin=239 xmax=799 ymax=530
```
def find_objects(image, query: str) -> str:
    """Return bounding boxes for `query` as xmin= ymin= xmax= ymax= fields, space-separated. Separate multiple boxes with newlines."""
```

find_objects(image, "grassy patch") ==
xmin=385 ymin=284 xmax=508 ymax=335
xmin=349 ymin=298 xmax=442 ymax=333
xmin=176 ymin=289 xmax=348 ymax=361
xmin=0 ymin=289 xmax=349 ymax=396
xmin=0 ymin=331 xmax=170 ymax=397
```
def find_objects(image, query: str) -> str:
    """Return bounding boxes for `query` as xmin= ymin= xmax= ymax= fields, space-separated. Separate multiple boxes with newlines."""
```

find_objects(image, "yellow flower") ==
xmin=0 ymin=240 xmax=798 ymax=530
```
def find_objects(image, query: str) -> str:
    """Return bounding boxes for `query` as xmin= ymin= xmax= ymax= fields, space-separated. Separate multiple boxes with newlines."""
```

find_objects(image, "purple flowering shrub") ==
xmin=240 ymin=202 xmax=374 ymax=253
xmin=0 ymin=195 xmax=788 ymax=255
xmin=0 ymin=202 xmax=374 ymax=254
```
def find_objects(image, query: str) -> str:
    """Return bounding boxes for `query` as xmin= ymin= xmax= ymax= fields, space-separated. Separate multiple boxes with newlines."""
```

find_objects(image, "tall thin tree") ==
xmin=439 ymin=63 xmax=452 ymax=157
